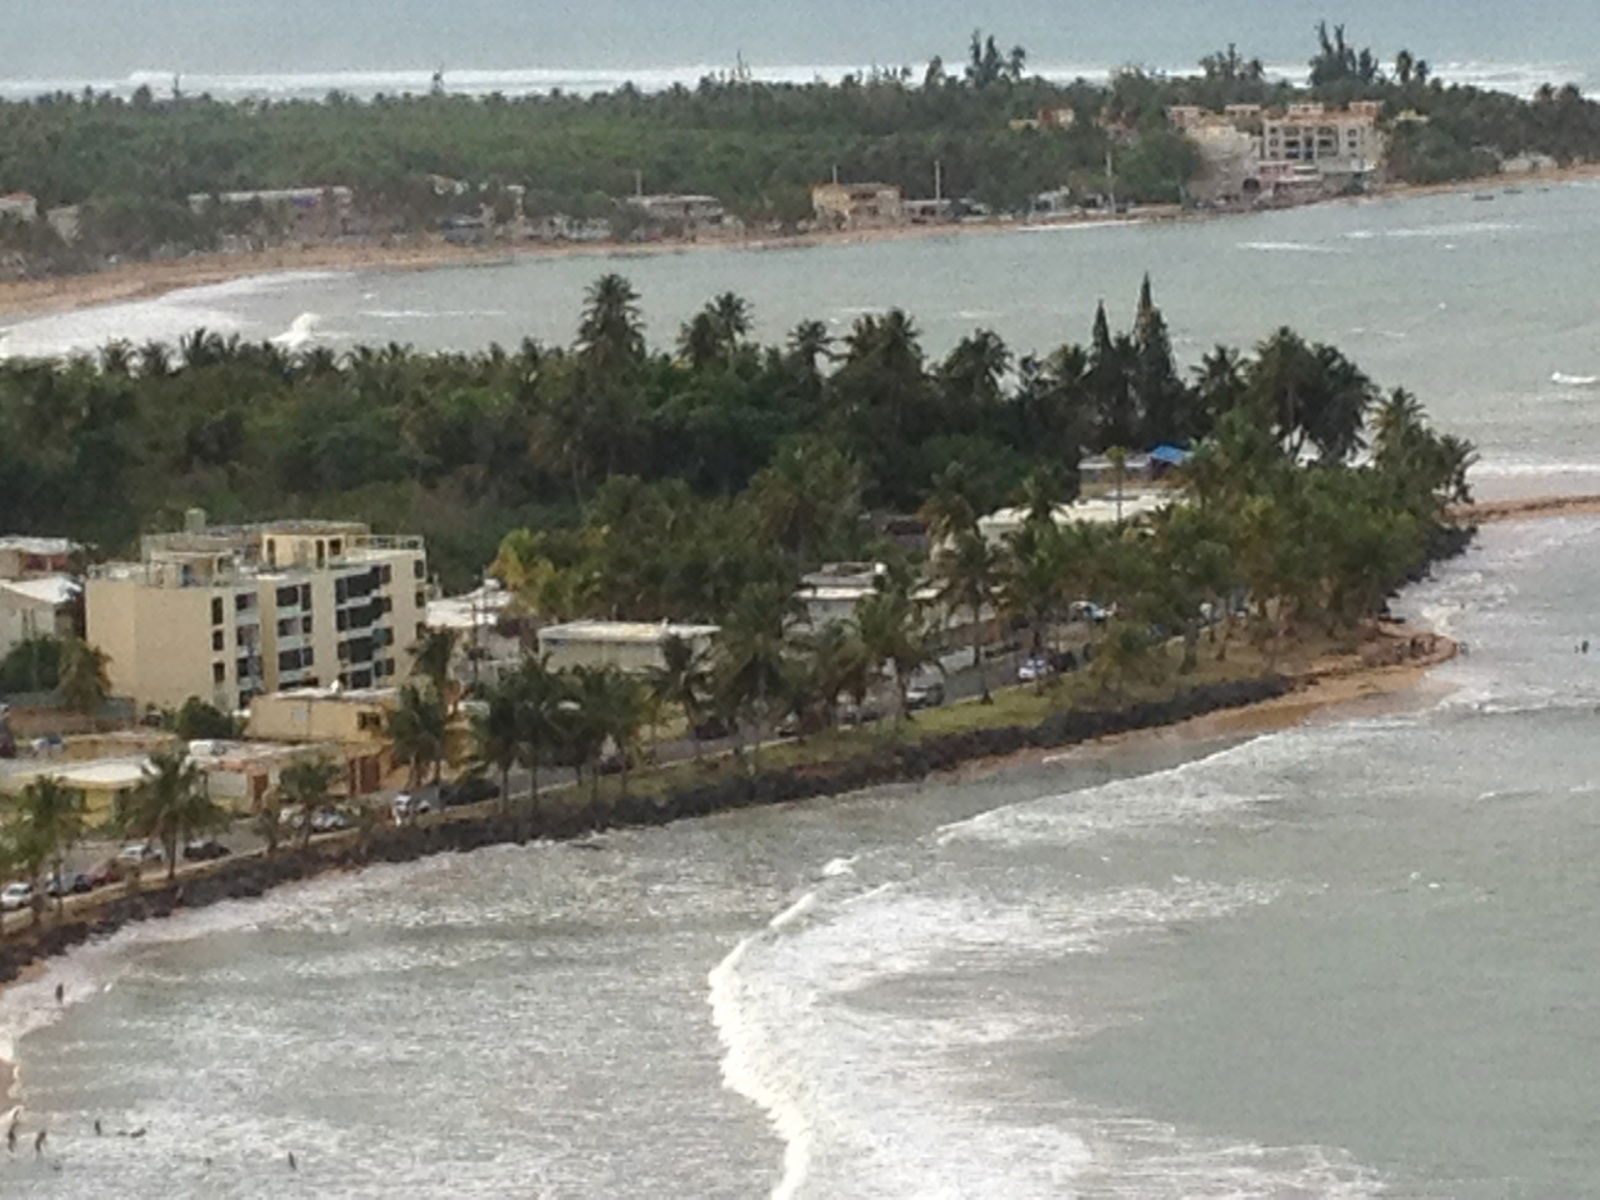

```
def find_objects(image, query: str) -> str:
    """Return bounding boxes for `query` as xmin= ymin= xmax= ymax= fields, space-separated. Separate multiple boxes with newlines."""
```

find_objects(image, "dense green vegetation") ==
xmin=2 ymin=25 xmax=1596 ymax=272
xmin=0 ymin=272 xmax=1452 ymax=592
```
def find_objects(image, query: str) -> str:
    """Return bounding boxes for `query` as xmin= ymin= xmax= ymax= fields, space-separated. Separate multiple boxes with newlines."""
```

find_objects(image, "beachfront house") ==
xmin=1168 ymin=100 xmax=1386 ymax=205
xmin=811 ymin=181 xmax=905 ymax=230
xmin=623 ymin=193 xmax=727 ymax=233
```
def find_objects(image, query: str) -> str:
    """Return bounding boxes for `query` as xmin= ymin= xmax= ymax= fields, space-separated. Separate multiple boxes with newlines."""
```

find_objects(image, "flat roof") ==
xmin=260 ymin=685 xmax=398 ymax=704
xmin=539 ymin=621 xmax=720 ymax=644
xmin=0 ymin=536 xmax=76 ymax=556
xmin=0 ymin=575 xmax=78 ymax=606
xmin=0 ymin=756 xmax=150 ymax=792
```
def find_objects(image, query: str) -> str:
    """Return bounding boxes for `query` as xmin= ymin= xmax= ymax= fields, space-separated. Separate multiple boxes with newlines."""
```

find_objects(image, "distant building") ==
xmin=0 ymin=193 xmax=38 ymax=223
xmin=186 ymin=186 xmax=356 ymax=236
xmin=624 ymin=193 xmax=726 ymax=231
xmin=1009 ymin=107 xmax=1078 ymax=132
xmin=1169 ymin=100 xmax=1386 ymax=205
xmin=537 ymin=621 xmax=719 ymax=675
xmin=426 ymin=580 xmax=520 ymax=689
xmin=86 ymin=511 xmax=427 ymax=714
xmin=811 ymin=181 xmax=905 ymax=229
xmin=246 ymin=686 xmax=398 ymax=794
xmin=0 ymin=576 xmax=79 ymax=662
xmin=0 ymin=536 xmax=76 ymax=581
xmin=976 ymin=494 xmax=1169 ymax=545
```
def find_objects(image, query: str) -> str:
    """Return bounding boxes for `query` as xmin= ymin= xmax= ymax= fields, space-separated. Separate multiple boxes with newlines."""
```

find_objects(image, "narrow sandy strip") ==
xmin=1455 ymin=493 xmax=1600 ymax=523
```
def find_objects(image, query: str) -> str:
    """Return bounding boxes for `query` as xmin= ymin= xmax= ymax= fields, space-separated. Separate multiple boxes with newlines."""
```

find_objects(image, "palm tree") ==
xmin=1000 ymin=522 xmax=1069 ymax=667
xmin=278 ymin=755 xmax=343 ymax=850
xmin=11 ymin=777 xmax=85 ymax=920
xmin=57 ymin=637 xmax=111 ymax=715
xmin=715 ymin=582 xmax=801 ymax=772
xmin=409 ymin=628 xmax=459 ymax=713
xmin=473 ymin=677 xmax=523 ymax=815
xmin=647 ymin=634 xmax=711 ymax=760
xmin=119 ymin=747 xmax=227 ymax=883
xmin=387 ymin=683 xmax=447 ymax=790
xmin=709 ymin=291 xmax=752 ymax=349
xmin=934 ymin=529 xmax=1000 ymax=701
xmin=920 ymin=460 xmax=978 ymax=546
xmin=577 ymin=273 xmax=645 ymax=368
xmin=854 ymin=586 xmax=938 ymax=728
xmin=1105 ymin=446 xmax=1129 ymax=523
xmin=796 ymin=621 xmax=870 ymax=730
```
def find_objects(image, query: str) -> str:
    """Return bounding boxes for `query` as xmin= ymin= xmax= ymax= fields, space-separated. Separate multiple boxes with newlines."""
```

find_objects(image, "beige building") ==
xmin=247 ymin=685 xmax=399 ymax=795
xmin=537 ymin=621 xmax=720 ymax=675
xmin=811 ymin=181 xmax=904 ymax=229
xmin=0 ymin=535 xmax=76 ymax=581
xmin=1169 ymin=100 xmax=1386 ymax=204
xmin=86 ymin=513 xmax=427 ymax=714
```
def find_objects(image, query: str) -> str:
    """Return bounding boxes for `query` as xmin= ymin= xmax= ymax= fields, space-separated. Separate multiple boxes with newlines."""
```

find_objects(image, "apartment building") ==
xmin=1168 ymin=100 xmax=1386 ymax=204
xmin=86 ymin=512 xmax=427 ymax=713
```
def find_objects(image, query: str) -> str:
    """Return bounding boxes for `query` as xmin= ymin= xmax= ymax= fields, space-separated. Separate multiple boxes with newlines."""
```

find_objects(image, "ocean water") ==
xmin=7 ymin=184 xmax=1600 ymax=497
xmin=4 ymin=174 xmax=1600 ymax=1195
xmin=2 ymin=1 xmax=1598 ymax=96
xmin=3 ymin=516 xmax=1599 ymax=1196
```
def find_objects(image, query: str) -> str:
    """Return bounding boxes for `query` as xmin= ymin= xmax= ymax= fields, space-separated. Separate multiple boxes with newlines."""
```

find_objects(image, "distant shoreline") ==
xmin=5 ymin=162 xmax=1598 ymax=330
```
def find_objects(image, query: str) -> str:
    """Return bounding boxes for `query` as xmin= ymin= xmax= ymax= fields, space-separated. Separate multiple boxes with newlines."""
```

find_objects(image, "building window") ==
xmin=412 ymin=560 xmax=424 ymax=580
xmin=213 ymin=662 xmax=226 ymax=683
xmin=277 ymin=584 xmax=298 ymax=607
xmin=211 ymin=597 xmax=224 ymax=625
xmin=337 ymin=609 xmax=349 ymax=632
xmin=303 ymin=648 xmax=315 ymax=666
xmin=299 ymin=583 xmax=311 ymax=607
xmin=279 ymin=649 xmax=300 ymax=671
xmin=414 ymin=590 xmax=425 ymax=608
xmin=335 ymin=577 xmax=348 ymax=603
xmin=330 ymin=538 xmax=343 ymax=558
xmin=379 ymin=565 xmax=392 ymax=585
xmin=358 ymin=712 xmax=384 ymax=732
xmin=237 ymin=657 xmax=252 ymax=679
xmin=382 ymin=596 xmax=393 ymax=614
xmin=277 ymin=618 xmax=294 ymax=637
xmin=212 ymin=630 xmax=225 ymax=652
xmin=235 ymin=592 xmax=256 ymax=612
xmin=265 ymin=538 xmax=277 ymax=567
xmin=301 ymin=615 xmax=313 ymax=634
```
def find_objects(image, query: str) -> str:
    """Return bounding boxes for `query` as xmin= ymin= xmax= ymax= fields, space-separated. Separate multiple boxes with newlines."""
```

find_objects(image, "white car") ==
xmin=117 ymin=841 xmax=164 ymax=865
xmin=0 ymin=882 xmax=34 ymax=912
xmin=1017 ymin=656 xmax=1050 ymax=682
xmin=392 ymin=790 xmax=436 ymax=822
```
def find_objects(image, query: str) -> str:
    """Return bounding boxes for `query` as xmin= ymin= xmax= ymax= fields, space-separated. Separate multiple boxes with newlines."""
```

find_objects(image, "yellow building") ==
xmin=247 ymin=686 xmax=399 ymax=794
xmin=86 ymin=512 xmax=427 ymax=714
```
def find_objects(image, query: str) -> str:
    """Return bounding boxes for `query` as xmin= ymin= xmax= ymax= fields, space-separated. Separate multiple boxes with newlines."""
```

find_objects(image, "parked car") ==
xmin=392 ymin=790 xmax=437 ymax=822
xmin=1017 ymin=656 xmax=1050 ymax=682
xmin=905 ymin=680 xmax=947 ymax=711
xmin=1069 ymin=600 xmax=1109 ymax=624
xmin=84 ymin=860 xmax=125 ymax=889
xmin=183 ymin=839 xmax=232 ymax=862
xmin=0 ymin=882 xmax=34 ymax=912
xmin=442 ymin=776 xmax=500 ymax=808
xmin=691 ymin=715 xmax=732 ymax=741
xmin=45 ymin=871 xmax=91 ymax=897
xmin=310 ymin=808 xmax=353 ymax=833
xmin=117 ymin=841 xmax=164 ymax=865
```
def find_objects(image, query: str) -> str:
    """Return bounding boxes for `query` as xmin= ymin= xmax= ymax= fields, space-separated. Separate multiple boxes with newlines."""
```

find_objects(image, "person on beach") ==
xmin=33 ymin=1128 xmax=46 ymax=1156
xmin=6 ymin=1114 xmax=16 ymax=1153
xmin=54 ymin=983 xmax=63 ymax=1004
xmin=288 ymin=1150 xmax=297 ymax=1171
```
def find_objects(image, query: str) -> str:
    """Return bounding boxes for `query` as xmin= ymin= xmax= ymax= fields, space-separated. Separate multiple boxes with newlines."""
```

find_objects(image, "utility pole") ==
xmin=1105 ymin=148 xmax=1117 ymax=211
xmin=634 ymin=169 xmax=643 ymax=198
xmin=934 ymin=159 xmax=943 ymax=204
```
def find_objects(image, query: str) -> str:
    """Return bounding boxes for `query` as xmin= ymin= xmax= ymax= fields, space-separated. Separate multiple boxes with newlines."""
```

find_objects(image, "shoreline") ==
xmin=4 ymin=161 xmax=1599 ymax=326
xmin=0 ymin=622 xmax=1457 ymax=1116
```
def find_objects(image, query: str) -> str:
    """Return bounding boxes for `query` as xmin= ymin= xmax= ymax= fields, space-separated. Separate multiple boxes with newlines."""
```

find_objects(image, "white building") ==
xmin=0 ymin=576 xmax=79 ymax=661
xmin=537 ymin=621 xmax=720 ymax=675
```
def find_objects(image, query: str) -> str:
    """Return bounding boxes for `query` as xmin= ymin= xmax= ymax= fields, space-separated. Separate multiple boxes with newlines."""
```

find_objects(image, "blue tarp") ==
xmin=1148 ymin=444 xmax=1190 ymax=465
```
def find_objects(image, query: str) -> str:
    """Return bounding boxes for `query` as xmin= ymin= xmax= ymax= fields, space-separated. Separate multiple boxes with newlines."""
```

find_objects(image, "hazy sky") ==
xmin=1 ymin=1 xmax=1591 ymax=79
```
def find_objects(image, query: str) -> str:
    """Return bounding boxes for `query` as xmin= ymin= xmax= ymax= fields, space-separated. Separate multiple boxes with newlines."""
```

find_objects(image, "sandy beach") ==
xmin=5 ymin=160 xmax=1599 ymax=327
